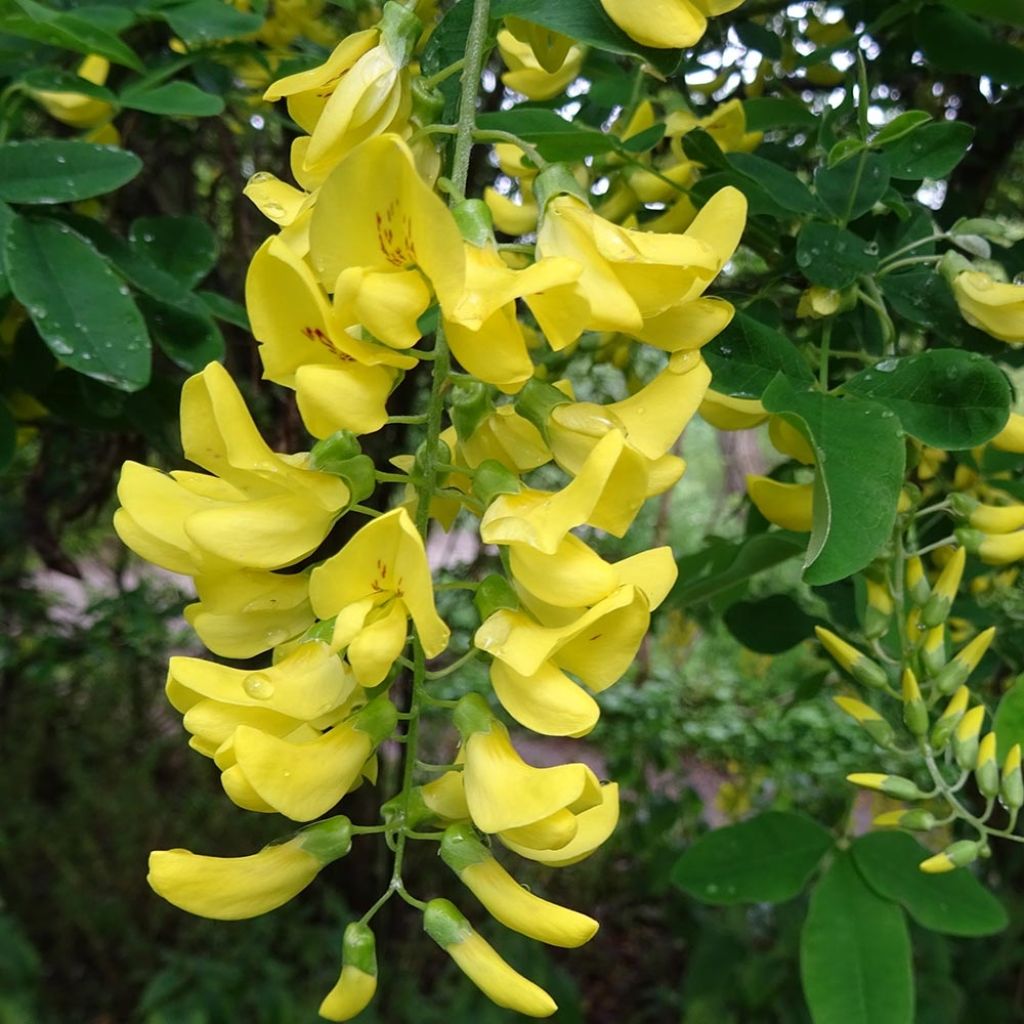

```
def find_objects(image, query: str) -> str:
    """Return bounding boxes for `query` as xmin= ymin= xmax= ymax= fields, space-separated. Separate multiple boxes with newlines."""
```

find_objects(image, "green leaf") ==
xmin=814 ymin=151 xmax=891 ymax=221
xmin=943 ymin=0 xmax=1024 ymax=28
xmin=0 ymin=140 xmax=142 ymax=204
xmin=20 ymin=68 xmax=117 ymax=103
xmin=801 ymin=852 xmax=913 ymax=1024
xmin=742 ymin=97 xmax=817 ymax=131
xmin=917 ymin=6 xmax=1024 ymax=85
xmin=723 ymin=594 xmax=819 ymax=654
xmin=671 ymin=812 xmax=833 ymax=904
xmin=852 ymin=832 xmax=1008 ymax=937
xmin=680 ymin=127 xmax=730 ymax=171
xmin=619 ymin=122 xmax=665 ymax=154
xmin=139 ymin=294 xmax=224 ymax=372
xmin=994 ymin=676 xmax=1024 ymax=761
xmin=475 ymin=108 xmax=616 ymax=161
xmin=886 ymin=121 xmax=975 ymax=180
xmin=4 ymin=217 xmax=150 ymax=392
xmin=703 ymin=311 xmax=814 ymax=398
xmin=670 ymin=531 xmax=806 ymax=606
xmin=491 ymin=0 xmax=681 ymax=75
xmin=119 ymin=80 xmax=224 ymax=116
xmin=796 ymin=222 xmax=879 ymax=289
xmin=844 ymin=350 xmax=1010 ymax=449
xmin=729 ymin=152 xmax=819 ymax=214
xmin=762 ymin=376 xmax=906 ymax=585
xmin=0 ymin=401 xmax=15 ymax=471
xmin=156 ymin=0 xmax=264 ymax=44
xmin=873 ymin=110 xmax=932 ymax=147
xmin=880 ymin=269 xmax=960 ymax=329
xmin=129 ymin=215 xmax=217 ymax=289
xmin=8 ymin=0 xmax=142 ymax=69
xmin=733 ymin=19 xmax=782 ymax=59
xmin=198 ymin=289 xmax=250 ymax=330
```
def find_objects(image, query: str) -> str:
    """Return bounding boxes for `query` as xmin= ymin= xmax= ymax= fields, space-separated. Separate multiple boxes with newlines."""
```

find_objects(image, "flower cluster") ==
xmin=114 ymin=2 xmax=746 ymax=1017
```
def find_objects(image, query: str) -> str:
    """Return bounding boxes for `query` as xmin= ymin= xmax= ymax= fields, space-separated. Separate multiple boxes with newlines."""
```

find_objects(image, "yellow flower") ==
xmin=445 ymin=202 xmax=581 ymax=392
xmin=699 ymin=390 xmax=768 ymax=429
xmin=31 ymin=54 xmax=113 ymax=128
xmin=991 ymin=412 xmax=1024 ymax=454
xmin=746 ymin=475 xmax=814 ymax=532
xmin=308 ymin=134 xmax=466 ymax=326
xmin=480 ymin=430 xmax=654 ymax=549
xmin=665 ymin=99 xmax=761 ymax=158
xmin=526 ymin=185 xmax=738 ymax=350
xmin=601 ymin=0 xmax=745 ymax=48
xmin=440 ymin=825 xmax=598 ymax=947
xmin=458 ymin=406 xmax=550 ymax=473
xmin=797 ymin=286 xmax=841 ymax=319
xmin=454 ymin=695 xmax=602 ymax=837
xmin=148 ymin=816 xmax=352 ymax=920
xmin=217 ymin=694 xmax=397 ymax=821
xmin=503 ymin=18 xmax=574 ymax=73
xmin=184 ymin=567 xmax=315 ymax=659
xmin=246 ymin=236 xmax=410 ymax=438
xmin=320 ymin=923 xmax=378 ymax=1022
xmin=309 ymin=507 xmax=450 ymax=684
xmin=497 ymin=27 xmax=585 ymax=101
xmin=114 ymin=363 xmax=351 ymax=574
xmin=423 ymin=899 xmax=557 ymax=1017
xmin=264 ymin=4 xmax=420 ymax=180
xmin=952 ymin=271 xmax=1024 ymax=343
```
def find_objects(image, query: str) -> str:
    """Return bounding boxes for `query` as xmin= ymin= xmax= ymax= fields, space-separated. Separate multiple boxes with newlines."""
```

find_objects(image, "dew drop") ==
xmin=265 ymin=627 xmax=290 ymax=647
xmin=243 ymin=672 xmax=275 ymax=700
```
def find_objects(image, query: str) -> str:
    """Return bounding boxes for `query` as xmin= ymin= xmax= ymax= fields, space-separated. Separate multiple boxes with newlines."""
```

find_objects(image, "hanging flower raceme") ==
xmin=118 ymin=2 xmax=757 ymax=1016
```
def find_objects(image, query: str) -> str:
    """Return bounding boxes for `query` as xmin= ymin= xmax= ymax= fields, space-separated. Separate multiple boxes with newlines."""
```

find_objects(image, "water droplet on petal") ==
xmin=243 ymin=672 xmax=275 ymax=700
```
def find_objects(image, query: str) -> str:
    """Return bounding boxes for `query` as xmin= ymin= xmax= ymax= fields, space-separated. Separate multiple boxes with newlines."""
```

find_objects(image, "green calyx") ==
xmin=453 ymin=692 xmax=495 ymax=741
xmin=471 ymin=459 xmax=521 ymax=507
xmin=383 ymin=786 xmax=434 ymax=830
xmin=414 ymin=437 xmax=452 ymax=485
xmin=474 ymin=573 xmax=519 ymax=621
xmin=513 ymin=377 xmax=571 ymax=440
xmin=450 ymin=379 xmax=495 ymax=441
xmin=311 ymin=431 xmax=376 ymax=503
xmin=423 ymin=898 xmax=472 ymax=948
xmin=411 ymin=76 xmax=445 ymax=126
xmin=298 ymin=815 xmax=353 ymax=863
xmin=452 ymin=199 xmax=495 ymax=248
xmin=379 ymin=0 xmax=422 ymax=65
xmin=440 ymin=823 xmax=491 ymax=874
xmin=533 ymin=163 xmax=588 ymax=217
xmin=342 ymin=922 xmax=378 ymax=976
xmin=353 ymin=694 xmax=400 ymax=746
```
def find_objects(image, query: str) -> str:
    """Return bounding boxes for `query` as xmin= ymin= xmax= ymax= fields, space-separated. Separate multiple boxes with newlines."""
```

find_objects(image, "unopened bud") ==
xmin=975 ymin=732 xmax=1000 ymax=798
xmin=816 ymin=627 xmax=890 ymax=690
xmin=905 ymin=555 xmax=931 ymax=606
xmin=919 ymin=839 xmax=985 ymax=874
xmin=1002 ymin=744 xmax=1024 ymax=809
xmin=930 ymin=687 xmax=970 ymax=751
xmin=873 ymin=809 xmax=936 ymax=831
xmin=932 ymin=627 xmax=996 ymax=694
xmin=847 ymin=772 xmax=928 ymax=801
xmin=864 ymin=576 xmax=893 ymax=640
xmin=921 ymin=547 xmax=965 ymax=627
xmin=921 ymin=624 xmax=946 ymax=676
xmin=901 ymin=668 xmax=929 ymax=737
xmin=952 ymin=705 xmax=986 ymax=771
xmin=833 ymin=696 xmax=895 ymax=747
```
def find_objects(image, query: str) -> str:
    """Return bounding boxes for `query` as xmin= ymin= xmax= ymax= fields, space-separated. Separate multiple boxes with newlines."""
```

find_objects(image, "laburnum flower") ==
xmin=308 ymin=134 xmax=466 ymax=345
xmin=30 ymin=54 xmax=113 ymax=128
xmin=243 ymin=172 xmax=316 ymax=255
xmin=246 ymin=235 xmax=413 ymax=438
xmin=952 ymin=271 xmax=1024 ymax=343
xmin=525 ymin=177 xmax=746 ymax=351
xmin=476 ymin=578 xmax=661 ymax=736
xmin=541 ymin=350 xmax=711 ymax=494
xmin=214 ymin=694 xmax=397 ymax=821
xmin=148 ymin=816 xmax=352 ymax=920
xmin=458 ymin=406 xmax=550 ymax=473
xmin=167 ymin=639 xmax=358 ymax=756
xmin=600 ymin=0 xmax=746 ymax=49
xmin=481 ymin=430 xmax=654 ymax=549
xmin=444 ymin=200 xmax=581 ymax=392
xmin=184 ymin=567 xmax=315 ymax=659
xmin=308 ymin=507 xmax=450 ymax=685
xmin=263 ymin=1 xmax=419 ymax=182
xmin=320 ymin=922 xmax=379 ymax=1022
xmin=424 ymin=899 xmax=557 ymax=1018
xmin=665 ymin=98 xmax=762 ymax=160
xmin=497 ymin=26 xmax=585 ymax=101
xmin=114 ymin=363 xmax=351 ymax=574
xmin=746 ymin=475 xmax=815 ymax=532
xmin=440 ymin=825 xmax=598 ymax=947
xmin=454 ymin=694 xmax=603 ymax=848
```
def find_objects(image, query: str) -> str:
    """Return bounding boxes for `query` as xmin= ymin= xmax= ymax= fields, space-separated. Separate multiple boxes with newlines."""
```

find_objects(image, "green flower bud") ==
xmin=311 ymin=430 xmax=363 ymax=471
xmin=952 ymin=706 xmax=986 ymax=771
xmin=975 ymin=732 xmax=1000 ymax=799
xmin=1001 ymin=744 xmax=1024 ymax=809
xmin=450 ymin=379 xmax=495 ymax=441
xmin=901 ymin=668 xmax=929 ymax=738
xmin=930 ymin=686 xmax=970 ymax=751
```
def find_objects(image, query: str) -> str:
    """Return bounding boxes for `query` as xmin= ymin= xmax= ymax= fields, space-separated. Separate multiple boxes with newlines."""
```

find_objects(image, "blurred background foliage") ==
xmin=2 ymin=0 xmax=1024 ymax=1021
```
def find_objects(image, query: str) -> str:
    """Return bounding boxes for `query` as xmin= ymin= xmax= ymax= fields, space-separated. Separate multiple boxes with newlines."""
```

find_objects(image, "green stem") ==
xmin=818 ymin=319 xmax=833 ymax=390
xmin=423 ymin=57 xmax=466 ymax=89
xmin=878 ymin=254 xmax=943 ymax=276
xmin=387 ymin=0 xmax=492 ymax=903
xmin=880 ymin=232 xmax=947 ymax=265
xmin=426 ymin=646 xmax=479 ymax=680
xmin=859 ymin=277 xmax=896 ymax=352
xmin=471 ymin=129 xmax=547 ymax=170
